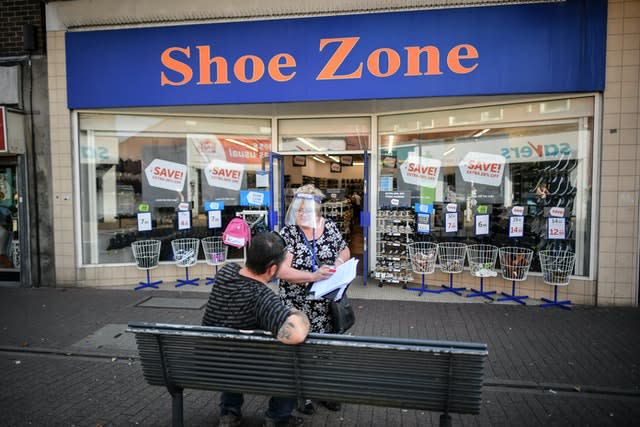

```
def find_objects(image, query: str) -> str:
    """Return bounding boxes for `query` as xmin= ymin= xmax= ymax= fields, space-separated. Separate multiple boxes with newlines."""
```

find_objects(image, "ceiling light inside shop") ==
xmin=473 ymin=128 xmax=491 ymax=138
xmin=311 ymin=156 xmax=326 ymax=164
xmin=353 ymin=162 xmax=364 ymax=166
xmin=387 ymin=136 xmax=394 ymax=154
xmin=226 ymin=138 xmax=258 ymax=152
xmin=327 ymin=155 xmax=340 ymax=162
xmin=297 ymin=137 xmax=321 ymax=151
xmin=443 ymin=147 xmax=456 ymax=157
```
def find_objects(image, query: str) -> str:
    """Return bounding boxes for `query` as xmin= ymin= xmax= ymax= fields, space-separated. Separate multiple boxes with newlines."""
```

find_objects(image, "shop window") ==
xmin=377 ymin=97 xmax=594 ymax=276
xmin=78 ymin=113 xmax=271 ymax=265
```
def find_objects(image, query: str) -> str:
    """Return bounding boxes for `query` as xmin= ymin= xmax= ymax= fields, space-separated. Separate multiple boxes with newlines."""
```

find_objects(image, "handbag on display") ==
xmin=330 ymin=293 xmax=355 ymax=334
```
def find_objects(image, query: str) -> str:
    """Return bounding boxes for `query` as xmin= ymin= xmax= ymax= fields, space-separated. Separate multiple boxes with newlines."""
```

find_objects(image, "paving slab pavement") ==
xmin=0 ymin=286 xmax=639 ymax=426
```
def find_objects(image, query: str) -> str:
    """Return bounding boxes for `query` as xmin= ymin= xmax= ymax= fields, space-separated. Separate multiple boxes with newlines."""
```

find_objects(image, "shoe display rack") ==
xmin=514 ymin=155 xmax=578 ymax=272
xmin=537 ymin=155 xmax=577 ymax=252
xmin=321 ymin=200 xmax=353 ymax=242
xmin=373 ymin=207 xmax=415 ymax=287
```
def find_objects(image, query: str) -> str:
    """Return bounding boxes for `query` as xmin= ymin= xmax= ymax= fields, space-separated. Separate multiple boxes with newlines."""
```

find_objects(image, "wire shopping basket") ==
xmin=467 ymin=244 xmax=499 ymax=278
xmin=539 ymin=250 xmax=575 ymax=286
xmin=438 ymin=242 xmax=467 ymax=274
xmin=407 ymin=242 xmax=439 ymax=274
xmin=201 ymin=236 xmax=227 ymax=266
xmin=131 ymin=240 xmax=161 ymax=270
xmin=499 ymin=247 xmax=533 ymax=281
xmin=171 ymin=238 xmax=200 ymax=268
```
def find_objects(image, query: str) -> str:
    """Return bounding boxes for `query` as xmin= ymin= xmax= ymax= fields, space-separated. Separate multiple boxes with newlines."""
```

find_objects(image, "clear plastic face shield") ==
xmin=285 ymin=193 xmax=322 ymax=229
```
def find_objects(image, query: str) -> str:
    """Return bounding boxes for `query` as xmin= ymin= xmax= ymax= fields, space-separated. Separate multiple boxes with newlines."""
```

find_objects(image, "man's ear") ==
xmin=268 ymin=263 xmax=279 ymax=277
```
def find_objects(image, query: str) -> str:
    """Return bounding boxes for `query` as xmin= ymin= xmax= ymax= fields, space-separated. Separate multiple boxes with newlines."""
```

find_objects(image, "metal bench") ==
xmin=127 ymin=322 xmax=488 ymax=427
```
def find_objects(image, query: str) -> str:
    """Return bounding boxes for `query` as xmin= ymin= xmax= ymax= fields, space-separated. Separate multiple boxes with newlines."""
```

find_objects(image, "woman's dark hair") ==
xmin=245 ymin=232 xmax=287 ymax=274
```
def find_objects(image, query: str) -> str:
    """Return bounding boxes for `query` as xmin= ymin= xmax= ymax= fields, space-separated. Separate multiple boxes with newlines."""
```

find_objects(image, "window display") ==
xmin=78 ymin=113 xmax=271 ymax=265
xmin=377 ymin=97 xmax=594 ymax=277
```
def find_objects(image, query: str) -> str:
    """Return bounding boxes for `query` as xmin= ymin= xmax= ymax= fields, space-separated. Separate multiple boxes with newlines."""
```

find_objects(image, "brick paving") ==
xmin=0 ymin=287 xmax=639 ymax=426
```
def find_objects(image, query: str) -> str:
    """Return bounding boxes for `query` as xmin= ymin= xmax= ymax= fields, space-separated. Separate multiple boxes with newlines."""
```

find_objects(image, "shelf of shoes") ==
xmin=523 ymin=156 xmax=578 ymax=271
xmin=321 ymin=200 xmax=353 ymax=243
xmin=373 ymin=207 xmax=416 ymax=287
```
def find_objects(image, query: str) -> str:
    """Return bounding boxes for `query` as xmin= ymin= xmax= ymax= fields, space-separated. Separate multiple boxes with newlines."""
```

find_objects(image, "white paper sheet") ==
xmin=308 ymin=258 xmax=359 ymax=300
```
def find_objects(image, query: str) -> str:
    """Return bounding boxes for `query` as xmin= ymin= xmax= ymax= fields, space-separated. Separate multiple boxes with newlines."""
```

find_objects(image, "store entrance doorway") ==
xmin=282 ymin=153 xmax=366 ymax=275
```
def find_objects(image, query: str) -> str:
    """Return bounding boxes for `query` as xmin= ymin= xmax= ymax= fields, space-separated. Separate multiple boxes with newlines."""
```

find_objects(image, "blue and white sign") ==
xmin=204 ymin=200 xmax=224 ymax=211
xmin=415 ymin=203 xmax=434 ymax=214
xmin=66 ymin=0 xmax=606 ymax=109
xmin=240 ymin=190 xmax=270 ymax=207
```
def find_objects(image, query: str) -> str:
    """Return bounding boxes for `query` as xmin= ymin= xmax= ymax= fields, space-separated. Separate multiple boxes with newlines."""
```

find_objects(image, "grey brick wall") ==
xmin=0 ymin=0 xmax=46 ymax=56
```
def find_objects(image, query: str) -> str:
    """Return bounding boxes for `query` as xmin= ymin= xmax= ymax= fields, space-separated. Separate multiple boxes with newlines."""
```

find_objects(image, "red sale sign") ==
xmin=458 ymin=152 xmax=506 ymax=186
xmin=400 ymin=155 xmax=441 ymax=188
xmin=205 ymin=159 xmax=245 ymax=191
xmin=144 ymin=159 xmax=188 ymax=192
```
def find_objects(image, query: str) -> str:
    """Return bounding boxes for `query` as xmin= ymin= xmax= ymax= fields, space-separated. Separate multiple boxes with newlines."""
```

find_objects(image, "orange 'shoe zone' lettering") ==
xmin=160 ymin=37 xmax=479 ymax=86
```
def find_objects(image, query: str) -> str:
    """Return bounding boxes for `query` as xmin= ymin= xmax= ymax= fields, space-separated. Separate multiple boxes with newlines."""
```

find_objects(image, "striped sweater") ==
xmin=201 ymin=263 xmax=290 ymax=336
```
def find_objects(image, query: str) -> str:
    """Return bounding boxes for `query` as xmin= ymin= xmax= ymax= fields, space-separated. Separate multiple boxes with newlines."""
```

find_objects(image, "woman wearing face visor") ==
xmin=277 ymin=184 xmax=351 ymax=414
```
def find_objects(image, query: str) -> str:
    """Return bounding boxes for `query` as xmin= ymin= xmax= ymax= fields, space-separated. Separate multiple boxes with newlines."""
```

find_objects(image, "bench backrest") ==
xmin=127 ymin=322 xmax=487 ymax=415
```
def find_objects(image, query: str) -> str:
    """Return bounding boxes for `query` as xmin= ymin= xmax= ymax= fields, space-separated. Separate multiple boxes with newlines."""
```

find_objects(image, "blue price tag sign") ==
xmin=204 ymin=201 xmax=224 ymax=211
xmin=415 ymin=203 xmax=433 ymax=214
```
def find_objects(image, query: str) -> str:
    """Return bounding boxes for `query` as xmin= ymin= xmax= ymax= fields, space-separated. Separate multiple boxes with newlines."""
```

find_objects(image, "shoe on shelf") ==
xmin=297 ymin=399 xmax=315 ymax=415
xmin=320 ymin=401 xmax=342 ymax=411
xmin=218 ymin=412 xmax=243 ymax=427
xmin=263 ymin=415 xmax=304 ymax=427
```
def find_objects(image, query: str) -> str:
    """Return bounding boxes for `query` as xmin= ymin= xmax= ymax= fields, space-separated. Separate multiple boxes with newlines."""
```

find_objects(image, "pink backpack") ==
xmin=223 ymin=217 xmax=251 ymax=248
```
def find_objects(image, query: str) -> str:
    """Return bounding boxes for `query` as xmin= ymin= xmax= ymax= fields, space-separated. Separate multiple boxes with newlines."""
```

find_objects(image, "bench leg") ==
xmin=439 ymin=413 xmax=452 ymax=427
xmin=172 ymin=389 xmax=184 ymax=427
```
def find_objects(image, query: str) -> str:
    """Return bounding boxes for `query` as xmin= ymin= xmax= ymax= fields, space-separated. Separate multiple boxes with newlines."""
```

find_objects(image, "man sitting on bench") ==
xmin=202 ymin=231 xmax=311 ymax=427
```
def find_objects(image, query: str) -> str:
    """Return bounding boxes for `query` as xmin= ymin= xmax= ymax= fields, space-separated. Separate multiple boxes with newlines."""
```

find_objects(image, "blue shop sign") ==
xmin=66 ymin=0 xmax=606 ymax=109
xmin=240 ymin=190 xmax=271 ymax=207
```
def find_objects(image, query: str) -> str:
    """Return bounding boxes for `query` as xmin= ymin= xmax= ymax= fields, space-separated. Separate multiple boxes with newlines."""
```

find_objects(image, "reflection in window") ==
xmin=78 ymin=113 xmax=271 ymax=265
xmin=378 ymin=97 xmax=594 ymax=276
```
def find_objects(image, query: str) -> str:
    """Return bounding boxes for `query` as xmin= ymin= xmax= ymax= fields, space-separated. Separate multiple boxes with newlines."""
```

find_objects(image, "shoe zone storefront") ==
xmin=51 ymin=0 xmax=617 ymax=305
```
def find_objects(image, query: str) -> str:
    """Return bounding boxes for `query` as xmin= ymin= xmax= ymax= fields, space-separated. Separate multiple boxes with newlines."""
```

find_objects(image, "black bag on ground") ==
xmin=330 ymin=294 xmax=355 ymax=333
